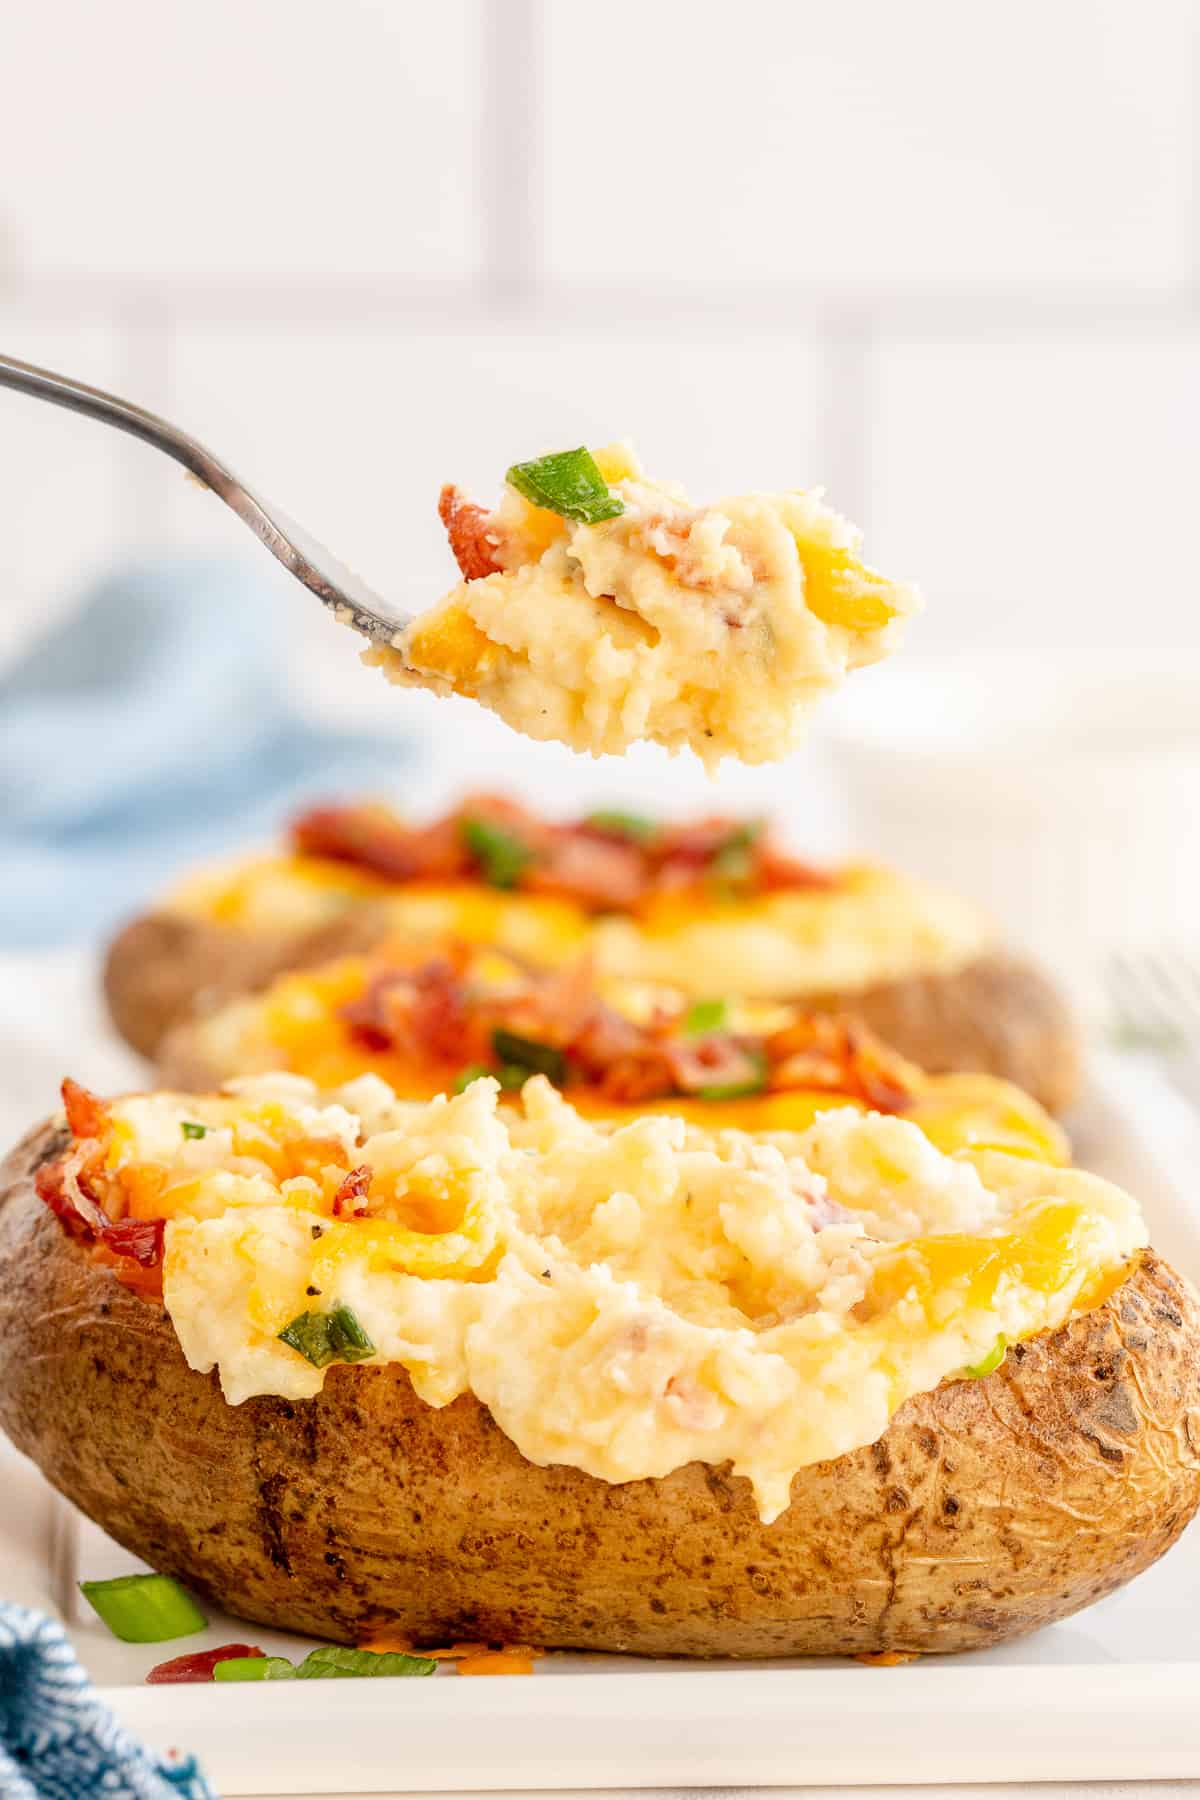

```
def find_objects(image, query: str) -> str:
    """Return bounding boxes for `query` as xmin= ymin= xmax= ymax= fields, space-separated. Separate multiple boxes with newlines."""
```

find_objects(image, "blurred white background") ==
xmin=2 ymin=0 xmax=1199 ymax=895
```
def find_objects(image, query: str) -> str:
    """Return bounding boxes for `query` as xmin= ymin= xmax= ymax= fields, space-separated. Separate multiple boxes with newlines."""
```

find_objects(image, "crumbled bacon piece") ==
xmin=755 ymin=846 xmax=837 ymax=892
xmin=35 ymin=1158 xmax=94 ymax=1241
xmin=333 ymin=1164 xmax=373 ymax=1217
xmin=766 ymin=1014 xmax=917 ymax=1112
xmin=101 ymin=1217 xmax=165 ymax=1268
xmin=523 ymin=834 xmax=645 ymax=911
xmin=62 ymin=1077 xmax=108 ymax=1141
xmin=147 ymin=1644 xmax=264 ymax=1684
xmin=288 ymin=798 xmax=836 ymax=910
xmin=439 ymin=484 xmax=506 ymax=581
xmin=292 ymin=805 xmax=469 ymax=884
xmin=661 ymin=1035 xmax=764 ymax=1096
xmin=341 ymin=955 xmax=486 ymax=1067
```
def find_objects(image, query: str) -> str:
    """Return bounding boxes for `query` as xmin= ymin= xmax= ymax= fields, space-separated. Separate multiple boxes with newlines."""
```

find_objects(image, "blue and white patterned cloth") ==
xmin=0 ymin=1604 xmax=216 ymax=1799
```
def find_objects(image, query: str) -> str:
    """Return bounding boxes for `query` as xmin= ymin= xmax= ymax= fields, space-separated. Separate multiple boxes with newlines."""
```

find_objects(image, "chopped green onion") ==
xmin=708 ymin=821 xmax=766 ymax=889
xmin=461 ymin=817 xmax=534 ymax=889
xmin=964 ymin=1335 xmax=1007 ymax=1380
xmin=79 ymin=1573 xmax=207 ymax=1644
xmin=453 ymin=1064 xmax=493 ymax=1094
xmin=697 ymin=1047 xmax=769 ymax=1102
xmin=180 ymin=1121 xmax=208 ymax=1140
xmin=497 ymin=1064 xmax=534 ymax=1091
xmin=278 ymin=1304 xmax=376 ymax=1370
xmin=491 ymin=1030 xmax=568 ymax=1086
xmin=584 ymin=809 xmax=658 ymax=844
xmin=684 ymin=999 xmax=729 ymax=1035
xmin=327 ymin=1304 xmax=375 ymax=1362
xmin=294 ymin=1645 xmax=437 ymax=1680
xmin=505 ymin=447 xmax=624 ymax=524
xmin=214 ymin=1655 xmax=296 ymax=1682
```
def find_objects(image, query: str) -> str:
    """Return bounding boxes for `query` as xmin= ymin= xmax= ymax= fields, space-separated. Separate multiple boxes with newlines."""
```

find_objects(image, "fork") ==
xmin=1107 ymin=948 xmax=1200 ymax=1110
xmin=0 ymin=349 xmax=409 ymax=650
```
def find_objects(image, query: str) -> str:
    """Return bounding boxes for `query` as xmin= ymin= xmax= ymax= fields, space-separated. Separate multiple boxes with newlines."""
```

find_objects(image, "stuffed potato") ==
xmin=104 ymin=795 xmax=1080 ymax=1113
xmin=157 ymin=935 xmax=1071 ymax=1167
xmin=1 ymin=1072 xmax=1195 ymax=1658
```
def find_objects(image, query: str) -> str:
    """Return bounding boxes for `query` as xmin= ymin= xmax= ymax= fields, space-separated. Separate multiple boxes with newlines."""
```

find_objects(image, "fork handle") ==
xmin=0 ymin=350 xmax=239 ymax=493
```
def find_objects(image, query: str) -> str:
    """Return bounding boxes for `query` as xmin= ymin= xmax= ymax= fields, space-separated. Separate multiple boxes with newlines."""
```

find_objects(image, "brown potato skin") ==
xmin=103 ymin=906 xmax=394 ymax=1061
xmin=109 ymin=908 xmax=1080 ymax=1114
xmin=3 ymin=1120 xmax=1198 ymax=1657
xmin=807 ymin=949 xmax=1082 ymax=1116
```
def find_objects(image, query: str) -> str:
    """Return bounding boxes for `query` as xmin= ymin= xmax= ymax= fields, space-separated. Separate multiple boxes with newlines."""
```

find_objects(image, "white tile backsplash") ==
xmin=0 ymin=0 xmax=1197 ymax=688
xmin=0 ymin=0 xmax=482 ymax=284
xmin=867 ymin=331 xmax=1200 ymax=651
xmin=541 ymin=0 xmax=1195 ymax=293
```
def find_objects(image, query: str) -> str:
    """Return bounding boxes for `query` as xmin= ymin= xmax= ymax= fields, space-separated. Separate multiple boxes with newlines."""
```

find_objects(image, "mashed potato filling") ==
xmin=369 ymin=446 xmax=922 ymax=765
xmin=168 ymin=858 xmax=992 ymax=1001
xmin=104 ymin=1075 xmax=1144 ymax=1523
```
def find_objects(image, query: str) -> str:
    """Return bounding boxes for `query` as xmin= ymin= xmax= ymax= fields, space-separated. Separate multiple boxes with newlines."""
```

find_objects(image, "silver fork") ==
xmin=1107 ymin=948 xmax=1200 ymax=1109
xmin=0 ymin=350 xmax=409 ymax=649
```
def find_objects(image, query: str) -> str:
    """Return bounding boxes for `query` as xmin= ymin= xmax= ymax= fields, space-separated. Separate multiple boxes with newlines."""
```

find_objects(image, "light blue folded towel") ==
xmin=0 ymin=1604 xmax=216 ymax=1799
xmin=0 ymin=557 xmax=411 ymax=947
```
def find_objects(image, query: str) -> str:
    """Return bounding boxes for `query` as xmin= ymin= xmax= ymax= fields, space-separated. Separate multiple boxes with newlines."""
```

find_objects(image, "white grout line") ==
xmin=815 ymin=311 xmax=872 ymax=527
xmin=4 ymin=277 xmax=1200 ymax=337
xmin=479 ymin=0 xmax=542 ymax=303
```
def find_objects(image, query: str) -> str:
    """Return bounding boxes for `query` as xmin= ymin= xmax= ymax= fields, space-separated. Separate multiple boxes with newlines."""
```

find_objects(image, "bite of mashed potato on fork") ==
xmin=368 ymin=445 xmax=922 ymax=767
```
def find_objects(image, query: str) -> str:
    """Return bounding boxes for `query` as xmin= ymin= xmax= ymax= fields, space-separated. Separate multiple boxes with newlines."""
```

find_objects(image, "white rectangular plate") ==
xmin=5 ymin=1052 xmax=1200 ymax=1794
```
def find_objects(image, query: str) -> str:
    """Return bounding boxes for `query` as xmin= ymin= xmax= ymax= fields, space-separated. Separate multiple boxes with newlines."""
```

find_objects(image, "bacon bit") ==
xmin=147 ymin=1644 xmax=264 ymax=1684
xmin=854 ymin=1650 xmax=921 ymax=1667
xmin=332 ymin=1164 xmax=372 ymax=1217
xmin=439 ymin=484 xmax=506 ymax=581
xmin=61 ymin=1077 xmax=108 ymax=1142
xmin=288 ymin=799 xmax=837 ymax=910
xmin=766 ymin=1014 xmax=918 ymax=1113
xmin=342 ymin=954 xmax=484 ymax=1067
xmin=661 ymin=1034 xmax=763 ymax=1097
xmin=455 ymin=1649 xmax=538 ymax=1676
xmin=35 ymin=1159 xmax=93 ymax=1240
xmin=101 ymin=1217 xmax=165 ymax=1268
xmin=756 ymin=846 xmax=838 ymax=892
xmin=523 ymin=834 xmax=644 ymax=911
xmin=292 ymin=804 xmax=469 ymax=884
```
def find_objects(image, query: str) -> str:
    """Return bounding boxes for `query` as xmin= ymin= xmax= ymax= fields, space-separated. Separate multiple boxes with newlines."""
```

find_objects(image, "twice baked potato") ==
xmin=104 ymin=795 xmax=1080 ymax=1113
xmin=157 ymin=934 xmax=1071 ymax=1168
xmin=2 ymin=1072 xmax=1195 ymax=1658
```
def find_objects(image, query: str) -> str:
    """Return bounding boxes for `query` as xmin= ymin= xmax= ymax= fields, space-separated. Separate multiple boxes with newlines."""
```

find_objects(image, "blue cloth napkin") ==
xmin=0 ymin=1604 xmax=216 ymax=1799
xmin=0 ymin=556 xmax=412 ymax=948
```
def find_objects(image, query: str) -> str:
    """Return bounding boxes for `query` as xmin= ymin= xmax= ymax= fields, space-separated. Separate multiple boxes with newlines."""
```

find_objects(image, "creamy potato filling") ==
xmin=168 ymin=856 xmax=993 ymax=1002
xmin=92 ymin=1076 xmax=1143 ymax=1523
xmin=368 ymin=446 xmax=922 ymax=766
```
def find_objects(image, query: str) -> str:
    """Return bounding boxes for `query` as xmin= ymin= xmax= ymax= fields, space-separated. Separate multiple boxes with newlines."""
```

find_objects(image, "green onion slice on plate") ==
xmin=78 ymin=1573 xmax=207 ymax=1643
xmin=294 ymin=1645 xmax=437 ymax=1679
xmin=214 ymin=1655 xmax=297 ymax=1681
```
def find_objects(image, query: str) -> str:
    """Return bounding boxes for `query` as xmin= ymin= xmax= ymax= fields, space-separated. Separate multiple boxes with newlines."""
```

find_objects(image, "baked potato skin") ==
xmin=806 ymin=949 xmax=1081 ymax=1117
xmin=3 ymin=1121 xmax=1197 ymax=1657
xmin=103 ymin=906 xmax=394 ymax=1061
xmin=110 ymin=908 xmax=1080 ymax=1115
